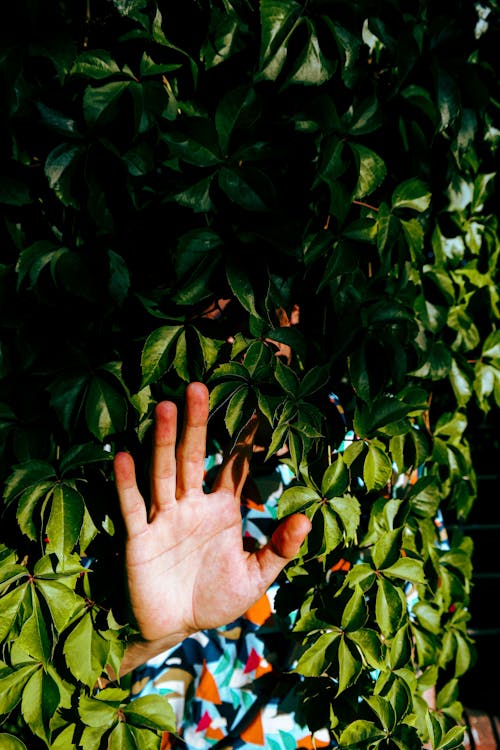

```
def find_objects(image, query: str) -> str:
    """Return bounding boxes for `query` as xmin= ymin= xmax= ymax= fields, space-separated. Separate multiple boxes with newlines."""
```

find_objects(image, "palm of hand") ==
xmin=114 ymin=382 xmax=310 ymax=652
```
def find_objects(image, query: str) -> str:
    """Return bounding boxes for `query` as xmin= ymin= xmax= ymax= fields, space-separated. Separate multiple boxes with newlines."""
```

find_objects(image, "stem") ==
xmin=353 ymin=200 xmax=379 ymax=212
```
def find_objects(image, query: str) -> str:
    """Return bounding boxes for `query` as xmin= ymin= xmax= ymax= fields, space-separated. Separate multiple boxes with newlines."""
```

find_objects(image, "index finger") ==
xmin=114 ymin=451 xmax=148 ymax=538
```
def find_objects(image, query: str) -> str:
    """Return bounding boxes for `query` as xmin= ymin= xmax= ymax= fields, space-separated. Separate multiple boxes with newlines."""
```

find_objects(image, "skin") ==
xmin=113 ymin=381 xmax=311 ymax=677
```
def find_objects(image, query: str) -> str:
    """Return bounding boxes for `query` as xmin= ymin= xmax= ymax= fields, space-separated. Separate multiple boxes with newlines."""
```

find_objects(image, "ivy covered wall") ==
xmin=0 ymin=1 xmax=499 ymax=748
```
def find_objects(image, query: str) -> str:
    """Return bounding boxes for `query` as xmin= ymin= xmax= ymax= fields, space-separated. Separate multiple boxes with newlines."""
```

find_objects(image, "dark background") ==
xmin=456 ymin=408 xmax=500 ymax=715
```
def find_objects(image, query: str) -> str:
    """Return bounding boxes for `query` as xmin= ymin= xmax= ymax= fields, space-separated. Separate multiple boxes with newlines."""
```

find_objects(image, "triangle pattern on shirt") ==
xmin=195 ymin=660 xmax=222 ymax=704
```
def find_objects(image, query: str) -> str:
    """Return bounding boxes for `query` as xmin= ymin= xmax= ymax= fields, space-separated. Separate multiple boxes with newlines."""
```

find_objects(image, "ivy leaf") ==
xmin=376 ymin=577 xmax=406 ymax=638
xmin=287 ymin=20 xmax=336 ymax=86
xmin=21 ymin=668 xmax=60 ymax=745
xmin=141 ymin=325 xmax=183 ymax=387
xmin=225 ymin=386 xmax=251 ymax=437
xmin=65 ymin=613 xmax=110 ymax=689
xmin=122 ymin=694 xmax=176 ymax=731
xmin=338 ymin=720 xmax=385 ymax=746
xmin=391 ymin=178 xmax=431 ymax=213
xmin=350 ymin=143 xmax=387 ymax=199
xmin=218 ymin=166 xmax=275 ymax=211
xmin=329 ymin=494 xmax=361 ymax=541
xmin=449 ymin=358 xmax=473 ymax=407
xmin=274 ymin=359 xmax=300 ymax=397
xmin=16 ymin=482 xmax=55 ymax=541
xmin=321 ymin=505 xmax=343 ymax=552
xmin=0 ymin=664 xmax=39 ymax=715
xmin=79 ymin=693 xmax=119 ymax=728
xmin=83 ymin=81 xmax=131 ymax=127
xmin=45 ymin=484 xmax=85 ymax=561
xmin=363 ymin=441 xmax=393 ymax=491
xmin=36 ymin=579 xmax=82 ymax=633
xmin=70 ymin=50 xmax=123 ymax=79
xmin=294 ymin=632 xmax=338 ymax=676
xmin=215 ymin=86 xmax=260 ymax=155
xmin=0 ymin=735 xmax=27 ymax=749
xmin=321 ymin=456 xmax=349 ymax=497
xmin=17 ymin=591 xmax=51 ymax=667
xmin=278 ymin=486 xmax=321 ymax=517
xmin=372 ymin=528 xmax=403 ymax=570
xmin=0 ymin=584 xmax=29 ymax=642
xmin=384 ymin=557 xmax=426 ymax=585
xmin=259 ymin=0 xmax=303 ymax=81
xmin=226 ymin=263 xmax=259 ymax=317
xmin=173 ymin=174 xmax=215 ymax=213
xmin=341 ymin=586 xmax=368 ymax=631
xmin=337 ymin=637 xmax=362 ymax=694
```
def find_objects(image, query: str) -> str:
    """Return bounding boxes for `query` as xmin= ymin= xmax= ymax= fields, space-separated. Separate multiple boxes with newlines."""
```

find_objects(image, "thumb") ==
xmin=254 ymin=513 xmax=311 ymax=586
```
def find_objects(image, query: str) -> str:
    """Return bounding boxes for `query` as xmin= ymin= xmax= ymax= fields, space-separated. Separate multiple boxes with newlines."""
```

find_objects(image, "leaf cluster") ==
xmin=0 ymin=0 xmax=499 ymax=747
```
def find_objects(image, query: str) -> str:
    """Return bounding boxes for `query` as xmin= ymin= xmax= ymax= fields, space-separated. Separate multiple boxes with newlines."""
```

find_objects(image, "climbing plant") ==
xmin=1 ymin=0 xmax=499 ymax=747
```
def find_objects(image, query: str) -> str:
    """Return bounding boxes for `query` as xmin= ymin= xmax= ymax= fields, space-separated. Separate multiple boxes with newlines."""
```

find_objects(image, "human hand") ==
xmin=113 ymin=382 xmax=311 ymax=672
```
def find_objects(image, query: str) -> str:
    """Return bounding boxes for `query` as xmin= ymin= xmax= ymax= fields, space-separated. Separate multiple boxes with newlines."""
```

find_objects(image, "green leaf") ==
xmin=4 ymin=461 xmax=56 ymax=505
xmin=107 ymin=722 xmax=136 ymax=749
xmin=278 ymin=486 xmax=320 ymax=518
xmin=294 ymin=632 xmax=338 ymax=676
xmin=259 ymin=0 xmax=303 ymax=80
xmin=376 ymin=578 xmax=406 ymax=638
xmin=16 ymin=482 xmax=55 ymax=541
xmin=365 ymin=694 xmax=396 ymax=732
xmin=70 ymin=50 xmax=122 ymax=79
xmin=0 ymin=735 xmax=27 ymax=749
xmin=83 ymin=81 xmax=131 ymax=127
xmin=59 ymin=443 xmax=114 ymax=475
xmin=44 ymin=146 xmax=85 ymax=206
xmin=226 ymin=263 xmax=259 ymax=317
xmin=341 ymin=586 xmax=368 ymax=631
xmin=0 ymin=584 xmax=29 ymax=642
xmin=85 ymin=376 xmax=127 ymax=439
xmin=163 ymin=124 xmax=221 ymax=167
xmin=17 ymin=591 xmax=51 ymax=666
xmin=337 ymin=637 xmax=362 ymax=694
xmin=372 ymin=528 xmax=403 ymax=570
xmin=64 ymin=613 xmax=110 ymax=689
xmin=122 ymin=694 xmax=176 ymax=731
xmin=79 ymin=693 xmax=119 ymax=728
xmin=338 ymin=720 xmax=385 ymax=746
xmin=274 ymin=359 xmax=300 ymax=397
xmin=321 ymin=456 xmax=349 ymax=497
xmin=0 ymin=664 xmax=39 ymax=714
xmin=384 ymin=557 xmax=426 ymax=585
xmin=287 ymin=20 xmax=335 ymax=86
xmin=436 ymin=66 xmax=461 ymax=132
xmin=329 ymin=494 xmax=361 ymax=541
xmin=449 ymin=358 xmax=473 ymax=407
xmin=36 ymin=579 xmax=82 ymax=633
xmin=225 ymin=386 xmax=250 ymax=437
xmin=218 ymin=166 xmax=275 ymax=211
xmin=173 ymin=174 xmax=215 ymax=213
xmin=321 ymin=505 xmax=343 ymax=551
xmin=45 ymin=484 xmax=85 ymax=561
xmin=21 ymin=668 xmax=60 ymax=745
xmin=350 ymin=143 xmax=387 ymax=199
xmin=141 ymin=325 xmax=183 ymax=387
xmin=215 ymin=86 xmax=260 ymax=154
xmin=391 ymin=178 xmax=431 ymax=213
xmin=363 ymin=441 xmax=392 ymax=491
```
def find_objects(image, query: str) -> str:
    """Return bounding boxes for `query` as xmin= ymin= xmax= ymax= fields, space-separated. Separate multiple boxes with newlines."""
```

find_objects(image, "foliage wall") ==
xmin=1 ymin=1 xmax=499 ymax=748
